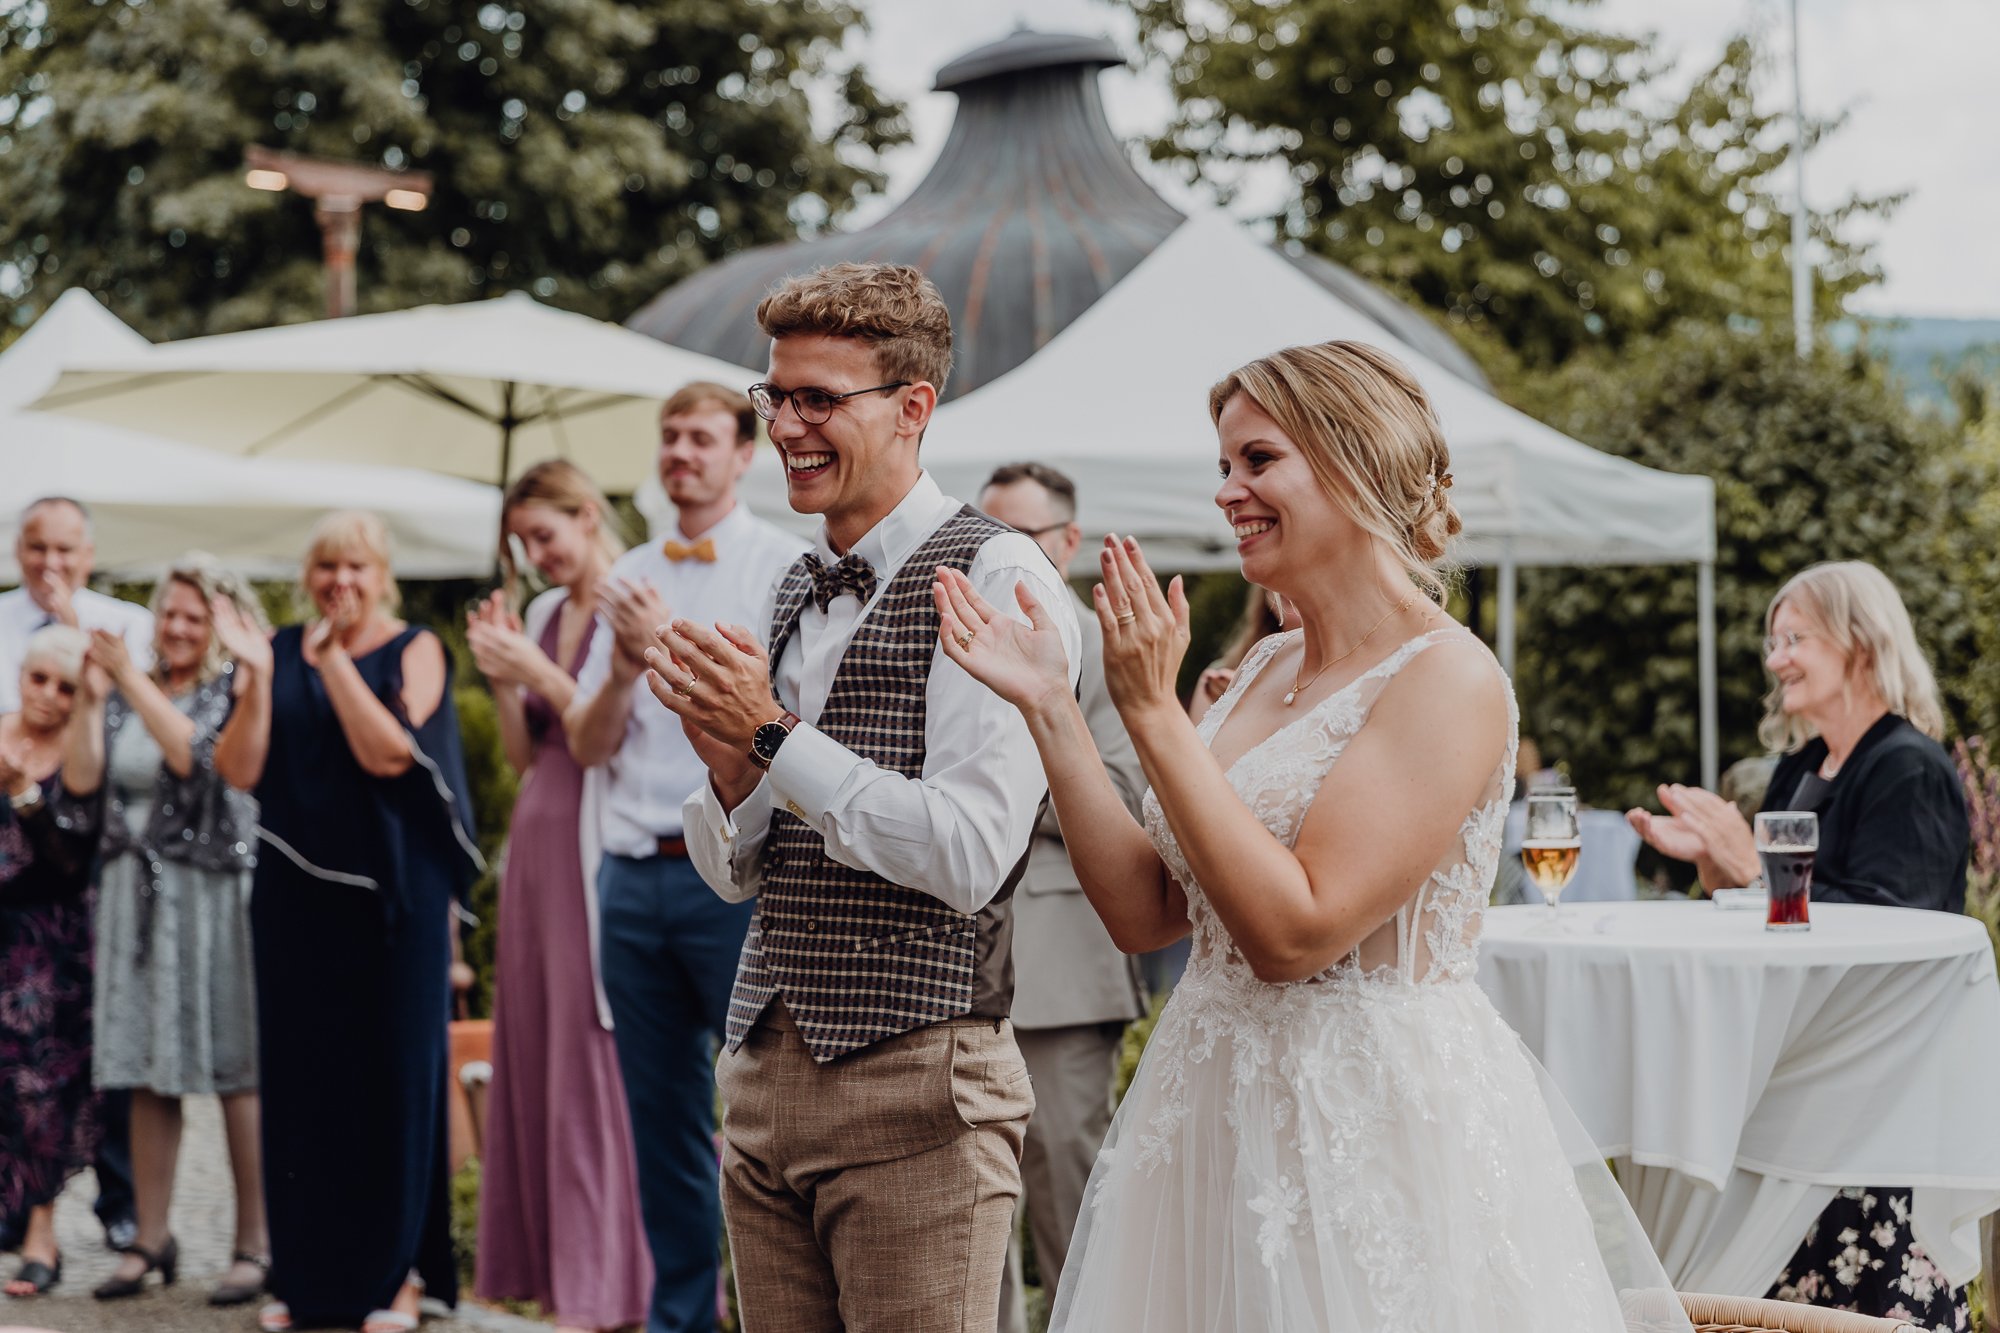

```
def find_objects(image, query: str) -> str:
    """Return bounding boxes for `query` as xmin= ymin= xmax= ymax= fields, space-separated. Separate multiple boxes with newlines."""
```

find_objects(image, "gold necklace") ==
xmin=1284 ymin=594 xmax=1417 ymax=705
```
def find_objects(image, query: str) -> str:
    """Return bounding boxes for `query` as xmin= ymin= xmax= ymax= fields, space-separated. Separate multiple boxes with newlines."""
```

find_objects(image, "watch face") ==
xmin=753 ymin=721 xmax=789 ymax=762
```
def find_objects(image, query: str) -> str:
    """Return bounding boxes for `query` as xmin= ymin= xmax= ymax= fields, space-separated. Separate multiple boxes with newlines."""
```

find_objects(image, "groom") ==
xmin=657 ymin=261 xmax=1079 ymax=1331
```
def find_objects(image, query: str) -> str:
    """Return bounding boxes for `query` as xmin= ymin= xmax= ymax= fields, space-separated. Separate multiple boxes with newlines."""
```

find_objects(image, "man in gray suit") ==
xmin=977 ymin=464 xmax=1146 ymax=1330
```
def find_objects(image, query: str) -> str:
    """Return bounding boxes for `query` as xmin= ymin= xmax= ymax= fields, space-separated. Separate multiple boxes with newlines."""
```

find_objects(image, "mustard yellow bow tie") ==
xmin=662 ymin=537 xmax=717 ymax=563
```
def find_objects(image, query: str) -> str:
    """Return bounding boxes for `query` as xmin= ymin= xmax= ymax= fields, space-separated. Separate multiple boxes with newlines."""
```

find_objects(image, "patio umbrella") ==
xmin=30 ymin=291 xmax=760 ymax=488
xmin=2 ymin=290 xmax=501 ymax=580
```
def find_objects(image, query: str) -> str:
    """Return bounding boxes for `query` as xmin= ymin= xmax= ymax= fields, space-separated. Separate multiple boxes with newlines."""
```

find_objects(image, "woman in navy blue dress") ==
xmin=233 ymin=512 xmax=481 ymax=1333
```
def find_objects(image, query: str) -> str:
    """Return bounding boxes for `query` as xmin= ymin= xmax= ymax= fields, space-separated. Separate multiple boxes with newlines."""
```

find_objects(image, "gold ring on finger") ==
xmin=1116 ymin=610 xmax=1137 ymax=624
xmin=956 ymin=629 xmax=975 ymax=650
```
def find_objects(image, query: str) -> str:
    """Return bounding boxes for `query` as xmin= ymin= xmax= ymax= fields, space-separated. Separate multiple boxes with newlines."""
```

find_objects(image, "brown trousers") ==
xmin=717 ymin=1002 xmax=1034 ymax=1332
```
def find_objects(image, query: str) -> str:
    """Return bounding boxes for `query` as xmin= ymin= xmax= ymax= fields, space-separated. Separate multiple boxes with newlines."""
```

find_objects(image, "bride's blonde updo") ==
xmin=1209 ymin=340 xmax=1462 ymax=602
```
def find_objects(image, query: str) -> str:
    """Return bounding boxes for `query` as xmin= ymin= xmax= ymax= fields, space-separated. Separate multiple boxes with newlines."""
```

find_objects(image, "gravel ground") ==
xmin=0 ymin=1096 xmax=542 ymax=1333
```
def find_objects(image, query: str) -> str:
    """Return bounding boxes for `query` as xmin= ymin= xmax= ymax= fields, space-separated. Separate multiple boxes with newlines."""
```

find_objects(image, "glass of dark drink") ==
xmin=1755 ymin=811 xmax=1818 ymax=933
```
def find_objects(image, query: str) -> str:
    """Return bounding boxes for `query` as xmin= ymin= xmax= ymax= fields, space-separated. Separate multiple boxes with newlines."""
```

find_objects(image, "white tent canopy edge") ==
xmin=803 ymin=213 xmax=1722 ymax=786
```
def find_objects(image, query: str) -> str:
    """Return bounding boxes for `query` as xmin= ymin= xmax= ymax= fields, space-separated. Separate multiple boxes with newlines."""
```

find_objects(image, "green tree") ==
xmin=1117 ymin=0 xmax=1892 ymax=371
xmin=0 ymin=0 xmax=907 ymax=339
xmin=1508 ymin=322 xmax=2000 ymax=816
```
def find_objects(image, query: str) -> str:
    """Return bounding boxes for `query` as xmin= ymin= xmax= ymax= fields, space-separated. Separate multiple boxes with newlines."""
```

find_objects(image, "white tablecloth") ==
xmin=1479 ymin=900 xmax=2000 ymax=1297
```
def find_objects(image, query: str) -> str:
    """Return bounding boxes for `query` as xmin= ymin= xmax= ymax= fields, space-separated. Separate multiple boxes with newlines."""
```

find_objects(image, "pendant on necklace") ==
xmin=1283 ymin=689 xmax=1299 ymax=705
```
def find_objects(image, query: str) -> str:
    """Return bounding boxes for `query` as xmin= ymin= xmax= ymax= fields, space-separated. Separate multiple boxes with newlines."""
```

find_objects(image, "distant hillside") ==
xmin=1828 ymin=316 xmax=2000 ymax=413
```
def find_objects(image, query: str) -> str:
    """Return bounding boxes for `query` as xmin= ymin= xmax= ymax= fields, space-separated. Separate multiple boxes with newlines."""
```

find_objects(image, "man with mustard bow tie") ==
xmin=564 ymin=381 xmax=805 ymax=1333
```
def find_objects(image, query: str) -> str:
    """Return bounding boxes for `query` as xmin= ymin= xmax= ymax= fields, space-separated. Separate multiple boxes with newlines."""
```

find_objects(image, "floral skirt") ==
xmin=0 ymin=898 xmax=103 ymax=1234
xmin=1768 ymin=1186 xmax=1968 ymax=1333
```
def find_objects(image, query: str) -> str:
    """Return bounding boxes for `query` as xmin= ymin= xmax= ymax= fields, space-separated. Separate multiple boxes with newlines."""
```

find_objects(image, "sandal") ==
xmin=359 ymin=1270 xmax=425 ymax=1333
xmin=93 ymin=1233 xmax=178 ymax=1299
xmin=360 ymin=1312 xmax=418 ymax=1333
xmin=258 ymin=1299 xmax=293 ymax=1332
xmin=209 ymin=1250 xmax=270 ymax=1306
xmin=5 ymin=1252 xmax=61 ymax=1296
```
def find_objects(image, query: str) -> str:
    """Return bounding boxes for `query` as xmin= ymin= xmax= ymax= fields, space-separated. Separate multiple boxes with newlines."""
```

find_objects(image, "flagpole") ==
xmin=1790 ymin=0 xmax=1811 ymax=359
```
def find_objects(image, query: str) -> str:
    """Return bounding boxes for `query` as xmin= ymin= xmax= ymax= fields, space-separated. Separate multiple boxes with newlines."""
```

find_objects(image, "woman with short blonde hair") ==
xmin=1628 ymin=559 xmax=1970 ymax=1328
xmin=231 ymin=512 xmax=483 ymax=1333
xmin=1757 ymin=560 xmax=1944 ymax=751
xmin=1630 ymin=559 xmax=1966 ymax=911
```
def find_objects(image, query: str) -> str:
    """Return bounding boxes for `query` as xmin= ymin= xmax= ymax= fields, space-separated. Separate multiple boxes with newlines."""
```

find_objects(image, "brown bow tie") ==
xmin=803 ymin=552 xmax=878 ymax=613
xmin=662 ymin=537 xmax=717 ymax=563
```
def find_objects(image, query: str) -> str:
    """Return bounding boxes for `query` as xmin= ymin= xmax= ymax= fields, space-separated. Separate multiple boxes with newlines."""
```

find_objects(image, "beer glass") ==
xmin=1522 ymin=785 xmax=1581 ymax=928
xmin=1756 ymin=811 xmax=1818 ymax=932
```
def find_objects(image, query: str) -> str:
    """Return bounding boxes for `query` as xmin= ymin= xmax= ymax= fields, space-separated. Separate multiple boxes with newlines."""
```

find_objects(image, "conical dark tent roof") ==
xmin=625 ymin=28 xmax=1487 ymax=398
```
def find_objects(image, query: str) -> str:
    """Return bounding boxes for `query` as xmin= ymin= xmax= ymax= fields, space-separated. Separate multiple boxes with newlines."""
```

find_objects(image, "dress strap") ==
xmin=1197 ymin=631 xmax=1294 ymax=741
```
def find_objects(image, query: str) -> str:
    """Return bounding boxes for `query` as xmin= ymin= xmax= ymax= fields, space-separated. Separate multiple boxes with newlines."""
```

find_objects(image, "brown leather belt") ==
xmin=656 ymin=835 xmax=688 ymax=859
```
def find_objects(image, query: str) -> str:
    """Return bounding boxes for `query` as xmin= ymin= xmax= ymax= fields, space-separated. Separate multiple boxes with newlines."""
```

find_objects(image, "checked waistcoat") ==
xmin=724 ymin=505 xmax=1028 ymax=1063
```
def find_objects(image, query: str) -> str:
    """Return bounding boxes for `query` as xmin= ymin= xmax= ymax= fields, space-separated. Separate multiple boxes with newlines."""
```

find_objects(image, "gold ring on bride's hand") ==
xmin=1115 ymin=609 xmax=1137 ymax=624
xmin=955 ymin=629 xmax=975 ymax=650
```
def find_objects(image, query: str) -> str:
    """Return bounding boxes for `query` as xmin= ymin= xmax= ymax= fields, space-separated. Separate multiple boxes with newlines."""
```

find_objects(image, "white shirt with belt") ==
xmin=0 ymin=585 xmax=154 ymax=713
xmin=574 ymin=504 xmax=808 ymax=858
xmin=684 ymin=470 xmax=1081 ymax=916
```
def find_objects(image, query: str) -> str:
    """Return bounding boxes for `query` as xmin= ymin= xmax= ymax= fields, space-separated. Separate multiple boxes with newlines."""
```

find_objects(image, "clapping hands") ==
xmin=932 ymin=568 xmax=1071 ymax=713
xmin=466 ymin=591 xmax=548 ymax=688
xmin=1093 ymin=535 xmax=1189 ymax=719
xmin=1627 ymin=783 xmax=1760 ymax=889
xmin=598 ymin=579 xmax=669 ymax=682
xmin=32 ymin=571 xmax=78 ymax=629
xmin=210 ymin=597 xmax=274 ymax=680
xmin=305 ymin=585 xmax=367 ymax=658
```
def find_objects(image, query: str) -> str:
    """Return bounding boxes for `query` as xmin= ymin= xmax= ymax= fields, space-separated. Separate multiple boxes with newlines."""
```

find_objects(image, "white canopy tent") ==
xmin=1 ymin=291 xmax=502 ymax=580
xmin=747 ymin=214 xmax=1718 ymax=784
xmin=30 ymin=291 xmax=763 ymax=489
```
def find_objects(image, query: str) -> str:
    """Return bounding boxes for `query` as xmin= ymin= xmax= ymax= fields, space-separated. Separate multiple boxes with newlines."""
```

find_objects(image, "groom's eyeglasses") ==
xmin=748 ymin=381 xmax=910 ymax=426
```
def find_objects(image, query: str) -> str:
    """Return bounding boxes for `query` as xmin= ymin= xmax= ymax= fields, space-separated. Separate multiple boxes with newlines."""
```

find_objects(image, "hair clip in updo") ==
xmin=1425 ymin=469 xmax=1454 ymax=498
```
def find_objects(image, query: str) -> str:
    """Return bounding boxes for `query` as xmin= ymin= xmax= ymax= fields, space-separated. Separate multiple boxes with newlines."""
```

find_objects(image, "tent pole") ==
xmin=498 ymin=381 xmax=516 ymax=487
xmin=1496 ymin=546 xmax=1517 ymax=677
xmin=1698 ymin=559 xmax=1719 ymax=790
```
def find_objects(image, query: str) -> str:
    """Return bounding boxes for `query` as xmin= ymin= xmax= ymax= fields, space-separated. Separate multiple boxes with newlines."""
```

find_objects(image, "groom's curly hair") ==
xmin=755 ymin=263 xmax=954 ymax=397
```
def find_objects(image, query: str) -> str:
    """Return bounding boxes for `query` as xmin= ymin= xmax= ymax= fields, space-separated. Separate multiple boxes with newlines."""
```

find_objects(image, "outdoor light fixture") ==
xmin=242 ymin=144 xmax=436 ymax=318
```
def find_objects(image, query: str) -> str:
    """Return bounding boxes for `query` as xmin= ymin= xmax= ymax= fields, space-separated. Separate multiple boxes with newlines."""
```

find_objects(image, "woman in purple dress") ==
xmin=468 ymin=460 xmax=650 ymax=1333
xmin=0 ymin=625 xmax=101 ymax=1297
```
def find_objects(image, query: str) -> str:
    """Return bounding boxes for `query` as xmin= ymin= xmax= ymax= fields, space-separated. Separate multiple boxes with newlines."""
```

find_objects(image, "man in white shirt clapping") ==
xmin=653 ymin=264 xmax=1079 ymax=1332
xmin=563 ymin=385 xmax=806 ymax=1333
xmin=0 ymin=497 xmax=153 ymax=714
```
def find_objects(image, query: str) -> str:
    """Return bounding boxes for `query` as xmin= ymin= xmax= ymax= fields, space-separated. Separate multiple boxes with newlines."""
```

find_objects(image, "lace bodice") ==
xmin=1142 ymin=626 xmax=1517 ymax=988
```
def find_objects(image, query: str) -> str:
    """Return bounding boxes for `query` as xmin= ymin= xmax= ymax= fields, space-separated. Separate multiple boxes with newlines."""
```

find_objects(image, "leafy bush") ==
xmin=1509 ymin=323 xmax=2000 ymax=815
xmin=1956 ymin=738 xmax=2000 ymax=969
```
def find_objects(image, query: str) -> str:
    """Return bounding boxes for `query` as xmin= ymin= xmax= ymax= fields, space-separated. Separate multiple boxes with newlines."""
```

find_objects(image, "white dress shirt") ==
xmin=685 ymin=470 xmax=1081 ymax=915
xmin=0 ymin=585 xmax=154 ymax=713
xmin=574 ymin=505 xmax=809 ymax=857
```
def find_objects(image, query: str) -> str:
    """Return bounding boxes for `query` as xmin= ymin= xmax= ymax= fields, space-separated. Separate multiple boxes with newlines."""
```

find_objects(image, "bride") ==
xmin=933 ymin=340 xmax=1689 ymax=1331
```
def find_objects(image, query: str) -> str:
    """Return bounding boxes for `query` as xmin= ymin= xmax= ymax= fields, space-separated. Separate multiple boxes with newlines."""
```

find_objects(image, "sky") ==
xmin=842 ymin=0 xmax=2000 ymax=320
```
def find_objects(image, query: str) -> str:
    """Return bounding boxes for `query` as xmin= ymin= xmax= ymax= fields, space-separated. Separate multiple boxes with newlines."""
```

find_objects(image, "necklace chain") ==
xmin=1284 ymin=593 xmax=1418 ymax=705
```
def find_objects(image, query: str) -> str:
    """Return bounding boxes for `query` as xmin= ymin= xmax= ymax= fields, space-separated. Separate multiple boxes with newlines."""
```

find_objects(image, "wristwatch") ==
xmin=748 ymin=711 xmax=801 ymax=771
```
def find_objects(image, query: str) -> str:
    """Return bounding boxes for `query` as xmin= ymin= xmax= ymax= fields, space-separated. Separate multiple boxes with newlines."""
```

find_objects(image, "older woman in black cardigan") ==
xmin=1628 ymin=559 xmax=1971 ymax=1328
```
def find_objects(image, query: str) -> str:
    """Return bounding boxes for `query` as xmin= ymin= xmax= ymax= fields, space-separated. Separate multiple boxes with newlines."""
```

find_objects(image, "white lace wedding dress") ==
xmin=1049 ymin=628 xmax=1691 ymax=1332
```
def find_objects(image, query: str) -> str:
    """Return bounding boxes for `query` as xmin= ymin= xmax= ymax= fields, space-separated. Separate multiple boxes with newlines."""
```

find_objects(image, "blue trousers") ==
xmin=598 ymin=852 xmax=753 ymax=1333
